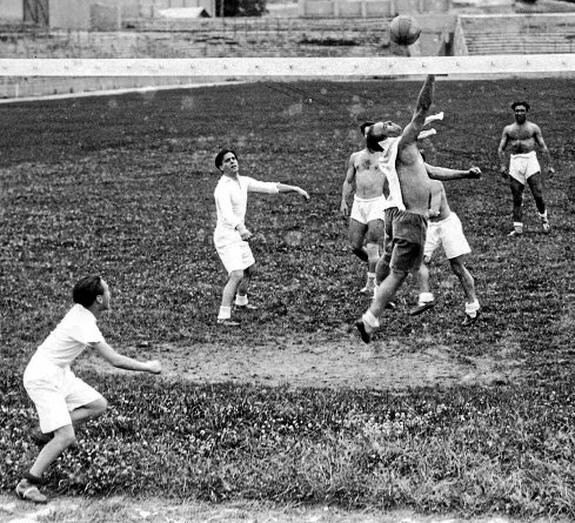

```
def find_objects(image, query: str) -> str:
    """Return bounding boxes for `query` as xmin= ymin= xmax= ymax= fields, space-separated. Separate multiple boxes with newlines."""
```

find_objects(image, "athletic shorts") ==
xmin=382 ymin=207 xmax=428 ymax=273
xmin=214 ymin=236 xmax=255 ymax=274
xmin=509 ymin=151 xmax=540 ymax=185
xmin=424 ymin=212 xmax=471 ymax=260
xmin=350 ymin=195 xmax=388 ymax=225
xmin=24 ymin=354 xmax=103 ymax=433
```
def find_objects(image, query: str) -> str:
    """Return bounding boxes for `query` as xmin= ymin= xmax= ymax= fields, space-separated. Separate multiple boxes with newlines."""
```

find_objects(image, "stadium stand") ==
xmin=454 ymin=13 xmax=575 ymax=54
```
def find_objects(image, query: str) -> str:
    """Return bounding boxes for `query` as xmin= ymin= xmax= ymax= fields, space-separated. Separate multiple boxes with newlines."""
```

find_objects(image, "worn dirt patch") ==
xmin=77 ymin=335 xmax=523 ymax=390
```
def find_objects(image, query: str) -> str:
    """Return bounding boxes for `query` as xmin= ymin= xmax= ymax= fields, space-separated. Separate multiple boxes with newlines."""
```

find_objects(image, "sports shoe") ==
xmin=235 ymin=303 xmax=258 ymax=311
xmin=385 ymin=301 xmax=397 ymax=311
xmin=30 ymin=427 xmax=53 ymax=446
xmin=409 ymin=300 xmax=436 ymax=316
xmin=15 ymin=479 xmax=47 ymax=504
xmin=507 ymin=229 xmax=523 ymax=237
xmin=542 ymin=221 xmax=550 ymax=234
xmin=354 ymin=318 xmax=373 ymax=344
xmin=217 ymin=318 xmax=240 ymax=327
xmin=461 ymin=310 xmax=480 ymax=326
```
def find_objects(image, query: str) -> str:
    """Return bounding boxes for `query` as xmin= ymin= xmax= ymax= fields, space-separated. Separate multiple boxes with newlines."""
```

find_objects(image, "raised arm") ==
xmin=400 ymin=75 xmax=435 ymax=147
xmin=91 ymin=340 xmax=162 ymax=374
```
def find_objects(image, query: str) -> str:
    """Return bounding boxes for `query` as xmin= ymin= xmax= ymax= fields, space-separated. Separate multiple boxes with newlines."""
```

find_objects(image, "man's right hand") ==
xmin=468 ymin=167 xmax=482 ymax=178
xmin=499 ymin=166 xmax=508 ymax=179
xmin=236 ymin=224 xmax=252 ymax=240
xmin=340 ymin=201 xmax=350 ymax=217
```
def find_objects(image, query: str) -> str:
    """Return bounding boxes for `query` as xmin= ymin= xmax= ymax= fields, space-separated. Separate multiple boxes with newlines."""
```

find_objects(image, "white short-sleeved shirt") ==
xmin=35 ymin=303 xmax=104 ymax=367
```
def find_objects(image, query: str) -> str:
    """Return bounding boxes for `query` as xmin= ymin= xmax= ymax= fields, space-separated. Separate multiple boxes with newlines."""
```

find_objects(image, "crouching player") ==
xmin=16 ymin=275 xmax=162 ymax=503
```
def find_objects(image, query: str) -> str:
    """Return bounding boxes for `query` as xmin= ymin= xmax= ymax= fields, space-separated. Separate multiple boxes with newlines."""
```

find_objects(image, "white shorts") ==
xmin=350 ymin=195 xmax=388 ymax=225
xmin=509 ymin=151 xmax=540 ymax=185
xmin=214 ymin=237 xmax=255 ymax=274
xmin=424 ymin=212 xmax=471 ymax=260
xmin=24 ymin=354 xmax=103 ymax=433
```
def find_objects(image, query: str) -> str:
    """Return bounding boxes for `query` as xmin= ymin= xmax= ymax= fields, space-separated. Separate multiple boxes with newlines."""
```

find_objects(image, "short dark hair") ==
xmin=215 ymin=148 xmax=237 ymax=170
xmin=73 ymin=275 xmax=104 ymax=308
xmin=511 ymin=101 xmax=530 ymax=112
xmin=360 ymin=121 xmax=375 ymax=135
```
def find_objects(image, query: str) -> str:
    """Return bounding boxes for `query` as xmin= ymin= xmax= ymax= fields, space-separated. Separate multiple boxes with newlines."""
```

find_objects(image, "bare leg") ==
xmin=449 ymin=256 xmax=476 ymax=304
xmin=219 ymin=270 xmax=244 ymax=320
xmin=509 ymin=178 xmax=525 ymax=234
xmin=527 ymin=172 xmax=550 ymax=232
xmin=348 ymin=219 xmax=368 ymax=262
xmin=369 ymin=270 xmax=407 ymax=319
xmin=449 ymin=256 xmax=480 ymax=324
xmin=29 ymin=398 xmax=107 ymax=478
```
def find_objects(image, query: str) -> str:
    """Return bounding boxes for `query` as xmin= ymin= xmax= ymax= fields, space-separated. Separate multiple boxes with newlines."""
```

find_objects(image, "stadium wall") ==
xmin=0 ymin=16 xmax=454 ymax=99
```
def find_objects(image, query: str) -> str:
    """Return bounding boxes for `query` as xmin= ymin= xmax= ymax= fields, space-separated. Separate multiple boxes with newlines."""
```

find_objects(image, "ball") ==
xmin=389 ymin=15 xmax=421 ymax=46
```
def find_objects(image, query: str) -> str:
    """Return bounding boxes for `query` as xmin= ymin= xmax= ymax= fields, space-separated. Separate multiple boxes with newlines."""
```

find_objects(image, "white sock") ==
xmin=235 ymin=294 xmax=248 ymax=306
xmin=465 ymin=299 xmax=480 ymax=316
xmin=362 ymin=310 xmax=380 ymax=329
xmin=418 ymin=292 xmax=434 ymax=305
xmin=218 ymin=306 xmax=232 ymax=320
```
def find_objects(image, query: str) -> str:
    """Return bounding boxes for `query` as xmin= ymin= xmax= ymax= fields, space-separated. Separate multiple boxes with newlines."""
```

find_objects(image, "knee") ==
xmin=53 ymin=426 xmax=77 ymax=448
xmin=91 ymin=397 xmax=108 ymax=418
xmin=228 ymin=270 xmax=244 ymax=284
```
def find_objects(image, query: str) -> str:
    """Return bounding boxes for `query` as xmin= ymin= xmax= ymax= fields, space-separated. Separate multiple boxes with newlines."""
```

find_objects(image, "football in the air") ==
xmin=389 ymin=15 xmax=422 ymax=46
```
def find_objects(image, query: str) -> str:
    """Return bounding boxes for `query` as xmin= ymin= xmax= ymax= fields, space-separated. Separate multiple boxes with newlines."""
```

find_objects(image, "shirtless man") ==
xmin=498 ymin=101 xmax=555 ymax=236
xmin=410 ymin=179 xmax=481 ymax=326
xmin=342 ymin=116 xmax=445 ymax=295
xmin=341 ymin=122 xmax=388 ymax=294
xmin=355 ymin=75 xmax=480 ymax=343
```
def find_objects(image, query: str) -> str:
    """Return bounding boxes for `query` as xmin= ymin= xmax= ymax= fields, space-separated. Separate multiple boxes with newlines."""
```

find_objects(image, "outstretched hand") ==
xmin=468 ymin=166 xmax=482 ymax=179
xmin=298 ymin=188 xmax=310 ymax=200
xmin=147 ymin=360 xmax=162 ymax=374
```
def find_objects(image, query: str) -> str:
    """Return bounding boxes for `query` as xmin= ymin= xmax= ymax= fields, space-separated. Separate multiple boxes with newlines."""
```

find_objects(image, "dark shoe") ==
xmin=15 ymin=479 xmax=47 ymax=504
xmin=462 ymin=310 xmax=480 ymax=326
xmin=507 ymin=229 xmax=523 ymax=237
xmin=217 ymin=318 xmax=240 ymax=327
xmin=409 ymin=300 xmax=436 ymax=316
xmin=30 ymin=427 xmax=53 ymax=446
xmin=235 ymin=303 xmax=258 ymax=311
xmin=385 ymin=300 xmax=397 ymax=311
xmin=355 ymin=319 xmax=373 ymax=344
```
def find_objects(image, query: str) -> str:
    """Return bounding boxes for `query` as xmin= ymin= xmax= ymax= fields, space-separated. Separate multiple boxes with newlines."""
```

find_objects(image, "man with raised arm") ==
xmin=355 ymin=75 xmax=480 ymax=343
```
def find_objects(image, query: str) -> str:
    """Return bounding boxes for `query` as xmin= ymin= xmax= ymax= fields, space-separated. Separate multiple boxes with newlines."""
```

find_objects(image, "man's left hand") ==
xmin=547 ymin=167 xmax=556 ymax=178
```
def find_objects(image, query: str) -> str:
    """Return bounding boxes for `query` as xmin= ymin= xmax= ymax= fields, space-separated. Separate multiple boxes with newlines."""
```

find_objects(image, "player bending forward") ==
xmin=16 ymin=276 xmax=162 ymax=504
xmin=410 ymin=179 xmax=481 ymax=325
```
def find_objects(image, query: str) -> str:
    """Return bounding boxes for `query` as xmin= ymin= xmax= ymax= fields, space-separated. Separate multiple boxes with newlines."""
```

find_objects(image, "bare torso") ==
xmin=503 ymin=121 xmax=540 ymax=154
xmin=351 ymin=149 xmax=385 ymax=199
xmin=396 ymin=143 xmax=431 ymax=216
xmin=428 ymin=180 xmax=451 ymax=222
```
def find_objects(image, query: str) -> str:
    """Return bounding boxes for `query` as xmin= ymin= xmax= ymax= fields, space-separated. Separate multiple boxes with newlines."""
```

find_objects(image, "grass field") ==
xmin=1 ymin=77 xmax=574 ymax=520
